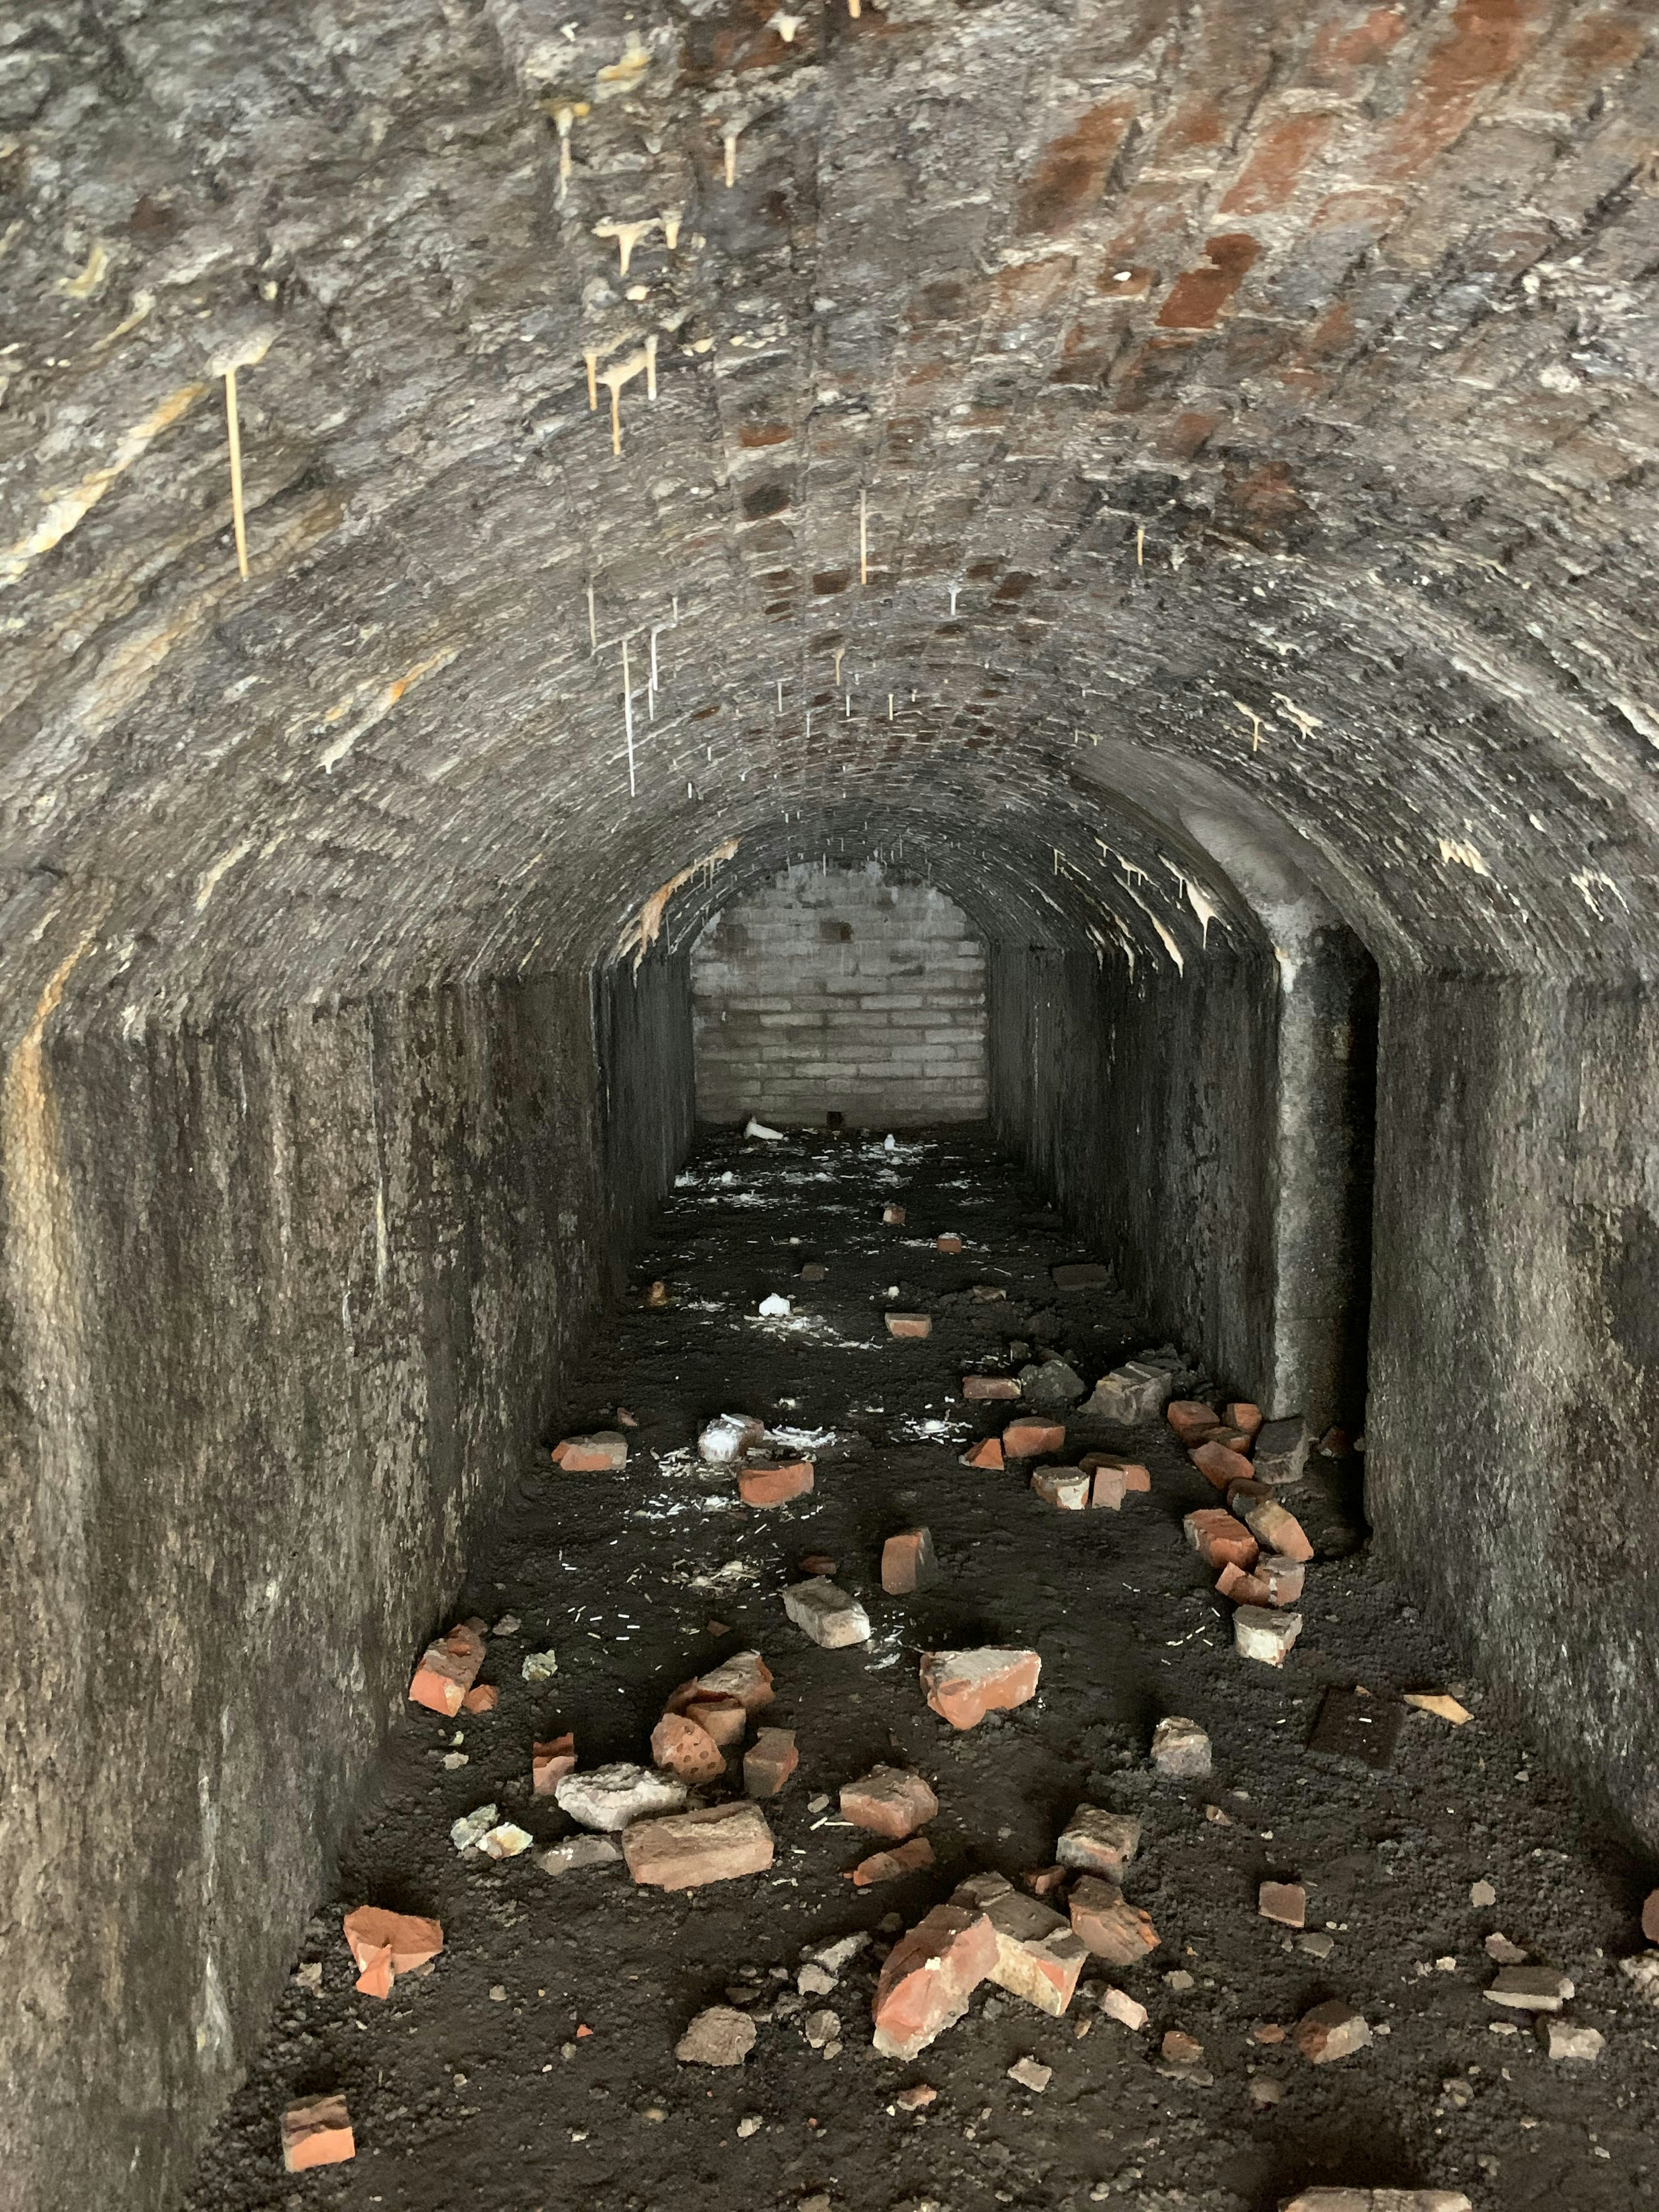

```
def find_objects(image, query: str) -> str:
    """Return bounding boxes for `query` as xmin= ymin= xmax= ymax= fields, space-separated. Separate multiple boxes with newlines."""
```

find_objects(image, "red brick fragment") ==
xmin=651 ymin=1712 xmax=726 ymax=1784
xmin=1166 ymin=1400 xmax=1221 ymax=1445
xmin=738 ymin=1459 xmax=815 ymax=1506
xmin=842 ymin=1766 xmax=939 ymax=1840
xmin=1645 ymin=1889 xmax=1659 ymax=1945
xmin=851 ymin=1837 xmax=935 ymax=1888
xmin=1184 ymin=1508 xmax=1259 ymax=1573
xmin=343 ymin=1907 xmax=444 ymax=1990
xmin=1083 ymin=1449 xmax=1151 ymax=1495
xmin=281 ymin=2095 xmax=355 ymax=2173
xmin=690 ymin=1648 xmax=775 ymax=1713
xmin=1240 ymin=1497 xmax=1314 ymax=1563
xmin=1068 ymin=1877 xmax=1159 ymax=1967
xmin=886 ymin=1312 xmax=931 ymax=1338
xmin=354 ymin=1944 xmax=393 ymax=1999
xmin=551 ymin=1429 xmax=628 ymax=1471
xmin=962 ymin=1374 xmax=1020 ymax=1401
xmin=1023 ymin=1864 xmax=1068 ymax=1897
xmin=799 ymin=1551 xmax=837 ymax=1576
xmin=871 ymin=1904 xmax=999 ymax=2059
xmin=1259 ymin=1880 xmax=1306 ymax=1929
xmin=532 ymin=1733 xmax=576 ymax=1795
xmin=960 ymin=1437 xmax=1004 ymax=1470
xmin=1003 ymin=1419 xmax=1065 ymax=1459
xmin=921 ymin=1647 xmax=1041 ymax=1729
xmin=1220 ymin=1554 xmax=1305 ymax=1608
xmin=622 ymin=1801 xmax=774 ymax=1891
xmin=882 ymin=1527 xmax=938 ymax=1594
xmin=676 ymin=1691 xmax=748 ymax=1746
xmin=409 ymin=1623 xmax=486 ymax=1717
xmin=743 ymin=1726 xmax=798 ymax=1797
xmin=1191 ymin=1439 xmax=1255 ymax=1492
xmin=461 ymin=1683 xmax=499 ymax=1716
xmin=1226 ymin=1399 xmax=1264 ymax=1438
xmin=1031 ymin=1466 xmax=1090 ymax=1510
xmin=936 ymin=1234 xmax=963 ymax=1253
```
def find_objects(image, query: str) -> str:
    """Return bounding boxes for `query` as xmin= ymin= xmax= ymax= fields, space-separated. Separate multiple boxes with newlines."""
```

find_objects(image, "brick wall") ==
xmin=692 ymin=862 xmax=987 ymax=1126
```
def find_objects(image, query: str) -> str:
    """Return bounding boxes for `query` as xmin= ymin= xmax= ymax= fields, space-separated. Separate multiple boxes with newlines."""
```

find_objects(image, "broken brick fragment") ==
xmin=784 ymin=1576 xmax=871 ymax=1647
xmin=1184 ymin=1508 xmax=1259 ymax=1573
xmin=622 ymin=1801 xmax=775 ymax=1891
xmin=886 ymin=1312 xmax=931 ymax=1338
xmin=651 ymin=1711 xmax=726 ymax=1783
xmin=960 ymin=1437 xmax=1004 ymax=1470
xmin=532 ymin=1733 xmax=577 ymax=1795
xmin=841 ymin=1766 xmax=939 ymax=1839
xmin=882 ymin=1526 xmax=938 ymax=1593
xmin=1068 ymin=1877 xmax=1158 ymax=1966
xmin=1220 ymin=1551 xmax=1306 ymax=1608
xmin=1239 ymin=1496 xmax=1314 ymax=1563
xmin=1088 ymin=1461 xmax=1126 ymax=1509
xmin=1259 ymin=1879 xmax=1307 ymax=1928
xmin=1003 ymin=1418 xmax=1065 ymax=1459
xmin=460 ymin=1683 xmax=499 ymax=1716
xmin=1644 ymin=1890 xmax=1659 ymax=1944
xmin=962 ymin=1374 xmax=1020 ymax=1401
xmin=799 ymin=1551 xmax=837 ymax=1576
xmin=1224 ymin=1402 xmax=1264 ymax=1440
xmin=738 ymin=1459 xmax=815 ymax=1506
xmin=1191 ymin=1439 xmax=1255 ymax=1492
xmin=1252 ymin=1415 xmax=1310 ymax=1486
xmin=1233 ymin=1605 xmax=1303 ymax=1665
xmin=1082 ymin=1448 xmax=1150 ymax=1494
xmin=1150 ymin=1716 xmax=1211 ymax=1778
xmin=1056 ymin=1806 xmax=1141 ymax=1877
xmin=1022 ymin=1864 xmax=1068 ymax=1897
xmin=920 ymin=1647 xmax=1041 ymax=1729
xmin=550 ymin=1429 xmax=628 ymax=1471
xmin=871 ymin=1904 xmax=999 ymax=2059
xmin=354 ymin=1944 xmax=393 ymax=1999
xmin=1166 ymin=1399 xmax=1221 ymax=1445
xmin=851 ymin=1837 xmax=935 ymax=1887
xmin=694 ymin=1649 xmax=775 ymax=1713
xmin=281 ymin=2095 xmax=355 ymax=2173
xmin=936 ymin=1233 xmax=963 ymax=1253
xmin=883 ymin=1203 xmax=907 ymax=1225
xmin=1083 ymin=1362 xmax=1172 ymax=1422
xmin=343 ymin=1907 xmax=445 ymax=1992
xmin=743 ymin=1727 xmax=798 ymax=1797
xmin=679 ymin=1691 xmax=749 ymax=1746
xmin=1030 ymin=1466 xmax=1090 ymax=1509
xmin=1294 ymin=1998 xmax=1372 ymax=2062
xmin=408 ymin=1622 xmax=486 ymax=1716
xmin=953 ymin=1872 xmax=1089 ymax=2016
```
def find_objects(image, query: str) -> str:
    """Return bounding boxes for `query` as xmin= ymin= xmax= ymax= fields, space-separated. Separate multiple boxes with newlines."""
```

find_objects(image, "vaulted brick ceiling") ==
xmin=3 ymin=0 xmax=1656 ymax=1017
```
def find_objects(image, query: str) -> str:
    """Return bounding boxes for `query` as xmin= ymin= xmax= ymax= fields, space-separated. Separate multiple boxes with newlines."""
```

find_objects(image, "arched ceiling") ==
xmin=2 ymin=0 xmax=1656 ymax=1035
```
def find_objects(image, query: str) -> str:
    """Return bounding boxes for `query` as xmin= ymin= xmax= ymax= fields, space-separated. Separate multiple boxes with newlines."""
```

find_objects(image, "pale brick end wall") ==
xmin=692 ymin=861 xmax=988 ymax=1126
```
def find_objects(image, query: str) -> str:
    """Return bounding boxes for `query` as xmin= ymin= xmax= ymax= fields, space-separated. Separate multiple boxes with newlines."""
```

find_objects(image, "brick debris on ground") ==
xmin=188 ymin=1130 xmax=1657 ymax=2212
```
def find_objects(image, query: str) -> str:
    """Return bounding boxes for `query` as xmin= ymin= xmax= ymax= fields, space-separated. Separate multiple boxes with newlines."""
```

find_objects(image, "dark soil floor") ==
xmin=189 ymin=1125 xmax=1659 ymax=2212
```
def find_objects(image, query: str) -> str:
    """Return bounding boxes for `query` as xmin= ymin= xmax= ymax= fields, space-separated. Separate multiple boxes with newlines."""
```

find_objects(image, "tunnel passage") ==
xmin=691 ymin=859 xmax=988 ymax=1126
xmin=2 ymin=0 xmax=1658 ymax=2205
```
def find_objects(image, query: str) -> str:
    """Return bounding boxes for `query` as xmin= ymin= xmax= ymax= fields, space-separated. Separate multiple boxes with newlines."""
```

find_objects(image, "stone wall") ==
xmin=0 ymin=957 xmax=691 ymax=2212
xmin=692 ymin=862 xmax=987 ymax=1127
xmin=987 ymin=919 xmax=1375 ymax=1432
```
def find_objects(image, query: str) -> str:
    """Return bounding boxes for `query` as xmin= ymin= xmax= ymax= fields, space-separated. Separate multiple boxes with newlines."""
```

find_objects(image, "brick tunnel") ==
xmin=1 ymin=2 xmax=1657 ymax=2208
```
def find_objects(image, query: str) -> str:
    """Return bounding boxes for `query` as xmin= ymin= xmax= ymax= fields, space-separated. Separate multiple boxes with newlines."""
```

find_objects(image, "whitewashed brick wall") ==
xmin=692 ymin=861 xmax=988 ymax=1125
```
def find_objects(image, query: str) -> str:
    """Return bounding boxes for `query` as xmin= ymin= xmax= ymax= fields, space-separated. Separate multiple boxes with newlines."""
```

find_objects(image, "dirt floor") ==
xmin=189 ymin=1126 xmax=1659 ymax=2212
